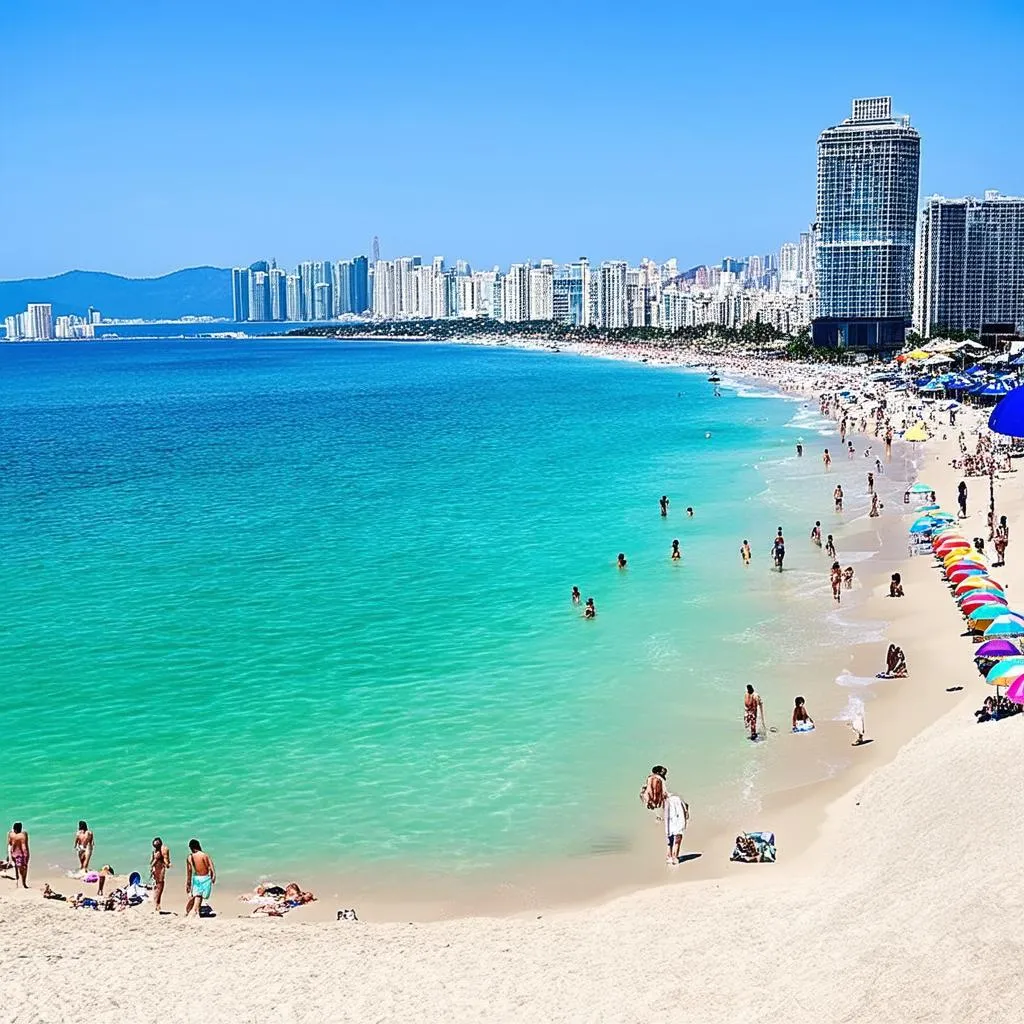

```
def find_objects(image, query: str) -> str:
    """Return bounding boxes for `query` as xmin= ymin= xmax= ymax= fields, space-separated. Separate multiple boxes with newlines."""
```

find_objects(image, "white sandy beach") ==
xmin=3 ymin=352 xmax=1023 ymax=1022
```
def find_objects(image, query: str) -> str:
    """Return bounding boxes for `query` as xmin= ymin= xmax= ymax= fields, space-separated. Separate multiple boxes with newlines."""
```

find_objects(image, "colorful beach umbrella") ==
xmin=985 ymin=659 xmax=1024 ymax=683
xmin=954 ymin=579 xmax=1003 ymax=595
xmin=937 ymin=545 xmax=972 ymax=560
xmin=917 ymin=503 xmax=941 ymax=513
xmin=1005 ymin=677 xmax=1024 ymax=705
xmin=934 ymin=535 xmax=969 ymax=550
xmin=960 ymin=593 xmax=1008 ymax=612
xmin=984 ymin=616 xmax=1024 ymax=637
xmin=967 ymin=605 xmax=1009 ymax=623
xmin=904 ymin=422 xmax=930 ymax=442
xmin=910 ymin=517 xmax=938 ymax=534
xmin=975 ymin=639 xmax=1020 ymax=659
xmin=909 ymin=483 xmax=934 ymax=494
xmin=947 ymin=566 xmax=988 ymax=581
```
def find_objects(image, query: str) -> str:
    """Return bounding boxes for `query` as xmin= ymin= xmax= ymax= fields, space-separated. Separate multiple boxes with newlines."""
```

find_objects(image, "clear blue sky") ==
xmin=2 ymin=0 xmax=1022 ymax=280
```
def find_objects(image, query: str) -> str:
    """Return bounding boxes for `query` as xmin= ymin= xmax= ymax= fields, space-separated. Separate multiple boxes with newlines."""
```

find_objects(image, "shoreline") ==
xmin=3 ymin=341 xmax=967 ymax=925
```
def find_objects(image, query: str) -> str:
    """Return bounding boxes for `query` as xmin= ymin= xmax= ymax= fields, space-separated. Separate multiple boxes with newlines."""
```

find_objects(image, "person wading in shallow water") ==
xmin=744 ymin=685 xmax=764 ymax=741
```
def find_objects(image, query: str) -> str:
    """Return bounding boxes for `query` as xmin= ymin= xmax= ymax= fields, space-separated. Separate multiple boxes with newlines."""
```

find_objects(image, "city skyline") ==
xmin=3 ymin=2 xmax=1024 ymax=280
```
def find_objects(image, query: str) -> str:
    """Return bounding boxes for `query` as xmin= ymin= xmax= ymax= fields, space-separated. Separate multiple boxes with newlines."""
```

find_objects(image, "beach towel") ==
xmin=731 ymin=831 xmax=776 ymax=863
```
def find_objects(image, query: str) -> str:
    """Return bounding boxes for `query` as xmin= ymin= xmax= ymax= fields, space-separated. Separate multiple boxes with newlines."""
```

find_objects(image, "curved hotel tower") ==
xmin=812 ymin=97 xmax=920 ymax=351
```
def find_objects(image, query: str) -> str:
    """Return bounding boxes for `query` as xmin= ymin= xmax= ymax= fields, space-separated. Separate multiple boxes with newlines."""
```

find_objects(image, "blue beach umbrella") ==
xmin=984 ymin=615 xmax=1024 ymax=637
xmin=970 ymin=379 xmax=1016 ymax=397
xmin=909 ymin=483 xmax=934 ymax=494
xmin=909 ymin=518 xmax=937 ymax=534
xmin=918 ymin=378 xmax=946 ymax=392
xmin=985 ymin=658 xmax=1024 ymax=682
xmin=967 ymin=604 xmax=1010 ymax=622
xmin=916 ymin=503 xmax=941 ymax=512
xmin=988 ymin=384 xmax=1024 ymax=437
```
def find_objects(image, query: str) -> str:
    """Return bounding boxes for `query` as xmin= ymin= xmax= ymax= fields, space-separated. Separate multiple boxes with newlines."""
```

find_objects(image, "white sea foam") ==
xmin=834 ymin=671 xmax=881 ymax=691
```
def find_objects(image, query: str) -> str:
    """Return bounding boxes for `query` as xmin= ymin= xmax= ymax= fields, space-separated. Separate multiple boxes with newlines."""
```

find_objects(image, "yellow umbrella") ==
xmin=944 ymin=551 xmax=986 ymax=566
xmin=904 ymin=421 xmax=930 ymax=442
xmin=905 ymin=349 xmax=932 ymax=360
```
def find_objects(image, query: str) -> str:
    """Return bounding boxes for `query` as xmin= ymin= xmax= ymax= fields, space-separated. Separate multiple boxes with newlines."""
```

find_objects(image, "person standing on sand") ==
xmin=958 ymin=481 xmax=968 ymax=519
xmin=663 ymin=791 xmax=689 ymax=865
xmin=73 ymin=820 xmax=94 ymax=872
xmin=740 ymin=539 xmax=751 ymax=565
xmin=7 ymin=823 xmax=29 ymax=889
xmin=994 ymin=516 xmax=1009 ymax=566
xmin=151 ymin=837 xmax=171 ymax=913
xmin=867 ymin=471 xmax=874 ymax=495
xmin=744 ymin=684 xmax=764 ymax=741
xmin=185 ymin=839 xmax=215 ymax=918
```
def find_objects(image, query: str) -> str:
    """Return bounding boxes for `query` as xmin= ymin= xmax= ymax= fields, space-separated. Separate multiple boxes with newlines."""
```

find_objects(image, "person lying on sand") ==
xmin=284 ymin=883 xmax=316 ymax=905
xmin=42 ymin=884 xmax=66 ymax=901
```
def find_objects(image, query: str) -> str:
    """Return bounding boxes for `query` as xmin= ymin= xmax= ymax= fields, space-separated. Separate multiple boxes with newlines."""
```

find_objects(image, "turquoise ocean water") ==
xmin=1 ymin=340 xmax=896 ymax=886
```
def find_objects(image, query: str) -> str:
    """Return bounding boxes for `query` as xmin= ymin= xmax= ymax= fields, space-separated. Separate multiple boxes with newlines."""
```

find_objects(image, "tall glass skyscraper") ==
xmin=812 ymin=97 xmax=920 ymax=351
xmin=915 ymin=191 xmax=1024 ymax=337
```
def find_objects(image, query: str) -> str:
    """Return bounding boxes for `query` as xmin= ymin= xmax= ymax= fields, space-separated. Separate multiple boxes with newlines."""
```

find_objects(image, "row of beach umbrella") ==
xmin=929 ymin=525 xmax=1024 ymax=704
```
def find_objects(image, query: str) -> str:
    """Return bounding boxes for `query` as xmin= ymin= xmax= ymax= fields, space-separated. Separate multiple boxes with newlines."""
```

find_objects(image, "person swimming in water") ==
xmin=583 ymin=597 xmax=596 ymax=619
xmin=617 ymin=553 xmax=628 ymax=569
xmin=671 ymin=539 xmax=681 ymax=561
xmin=571 ymin=586 xmax=581 ymax=605
xmin=792 ymin=696 xmax=814 ymax=732
xmin=659 ymin=495 xmax=669 ymax=517
xmin=686 ymin=507 xmax=694 ymax=518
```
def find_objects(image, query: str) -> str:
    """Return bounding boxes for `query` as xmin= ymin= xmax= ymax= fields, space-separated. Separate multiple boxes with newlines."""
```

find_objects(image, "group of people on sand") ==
xmin=878 ymin=644 xmax=908 ymax=679
xmin=5 ymin=820 xmax=216 ymax=919
xmin=244 ymin=881 xmax=317 ymax=916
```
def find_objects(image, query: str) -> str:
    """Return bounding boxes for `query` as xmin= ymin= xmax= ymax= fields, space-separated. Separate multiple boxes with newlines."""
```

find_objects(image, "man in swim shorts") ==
xmin=7 ymin=822 xmax=29 ymax=888
xmin=185 ymin=838 xmax=215 ymax=918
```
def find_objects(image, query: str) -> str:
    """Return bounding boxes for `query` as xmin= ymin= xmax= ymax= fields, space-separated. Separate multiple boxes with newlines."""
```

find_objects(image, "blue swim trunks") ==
xmin=191 ymin=874 xmax=212 ymax=899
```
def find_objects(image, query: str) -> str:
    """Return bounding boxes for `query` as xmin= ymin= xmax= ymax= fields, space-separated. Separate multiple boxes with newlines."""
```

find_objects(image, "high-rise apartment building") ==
xmin=232 ymin=267 xmax=250 ymax=321
xmin=502 ymin=264 xmax=531 ymax=322
xmin=813 ymin=97 xmax=920 ymax=350
xmin=350 ymin=256 xmax=369 ymax=314
xmin=268 ymin=267 xmax=287 ymax=321
xmin=286 ymin=274 xmax=303 ymax=320
xmin=529 ymin=262 xmax=554 ymax=320
xmin=26 ymin=303 xmax=54 ymax=339
xmin=915 ymin=191 xmax=1024 ymax=337
xmin=553 ymin=258 xmax=591 ymax=326
xmin=598 ymin=261 xmax=628 ymax=328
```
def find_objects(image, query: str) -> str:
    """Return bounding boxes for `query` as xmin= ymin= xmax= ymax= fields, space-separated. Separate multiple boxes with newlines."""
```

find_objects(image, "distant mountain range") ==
xmin=0 ymin=267 xmax=232 ymax=321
